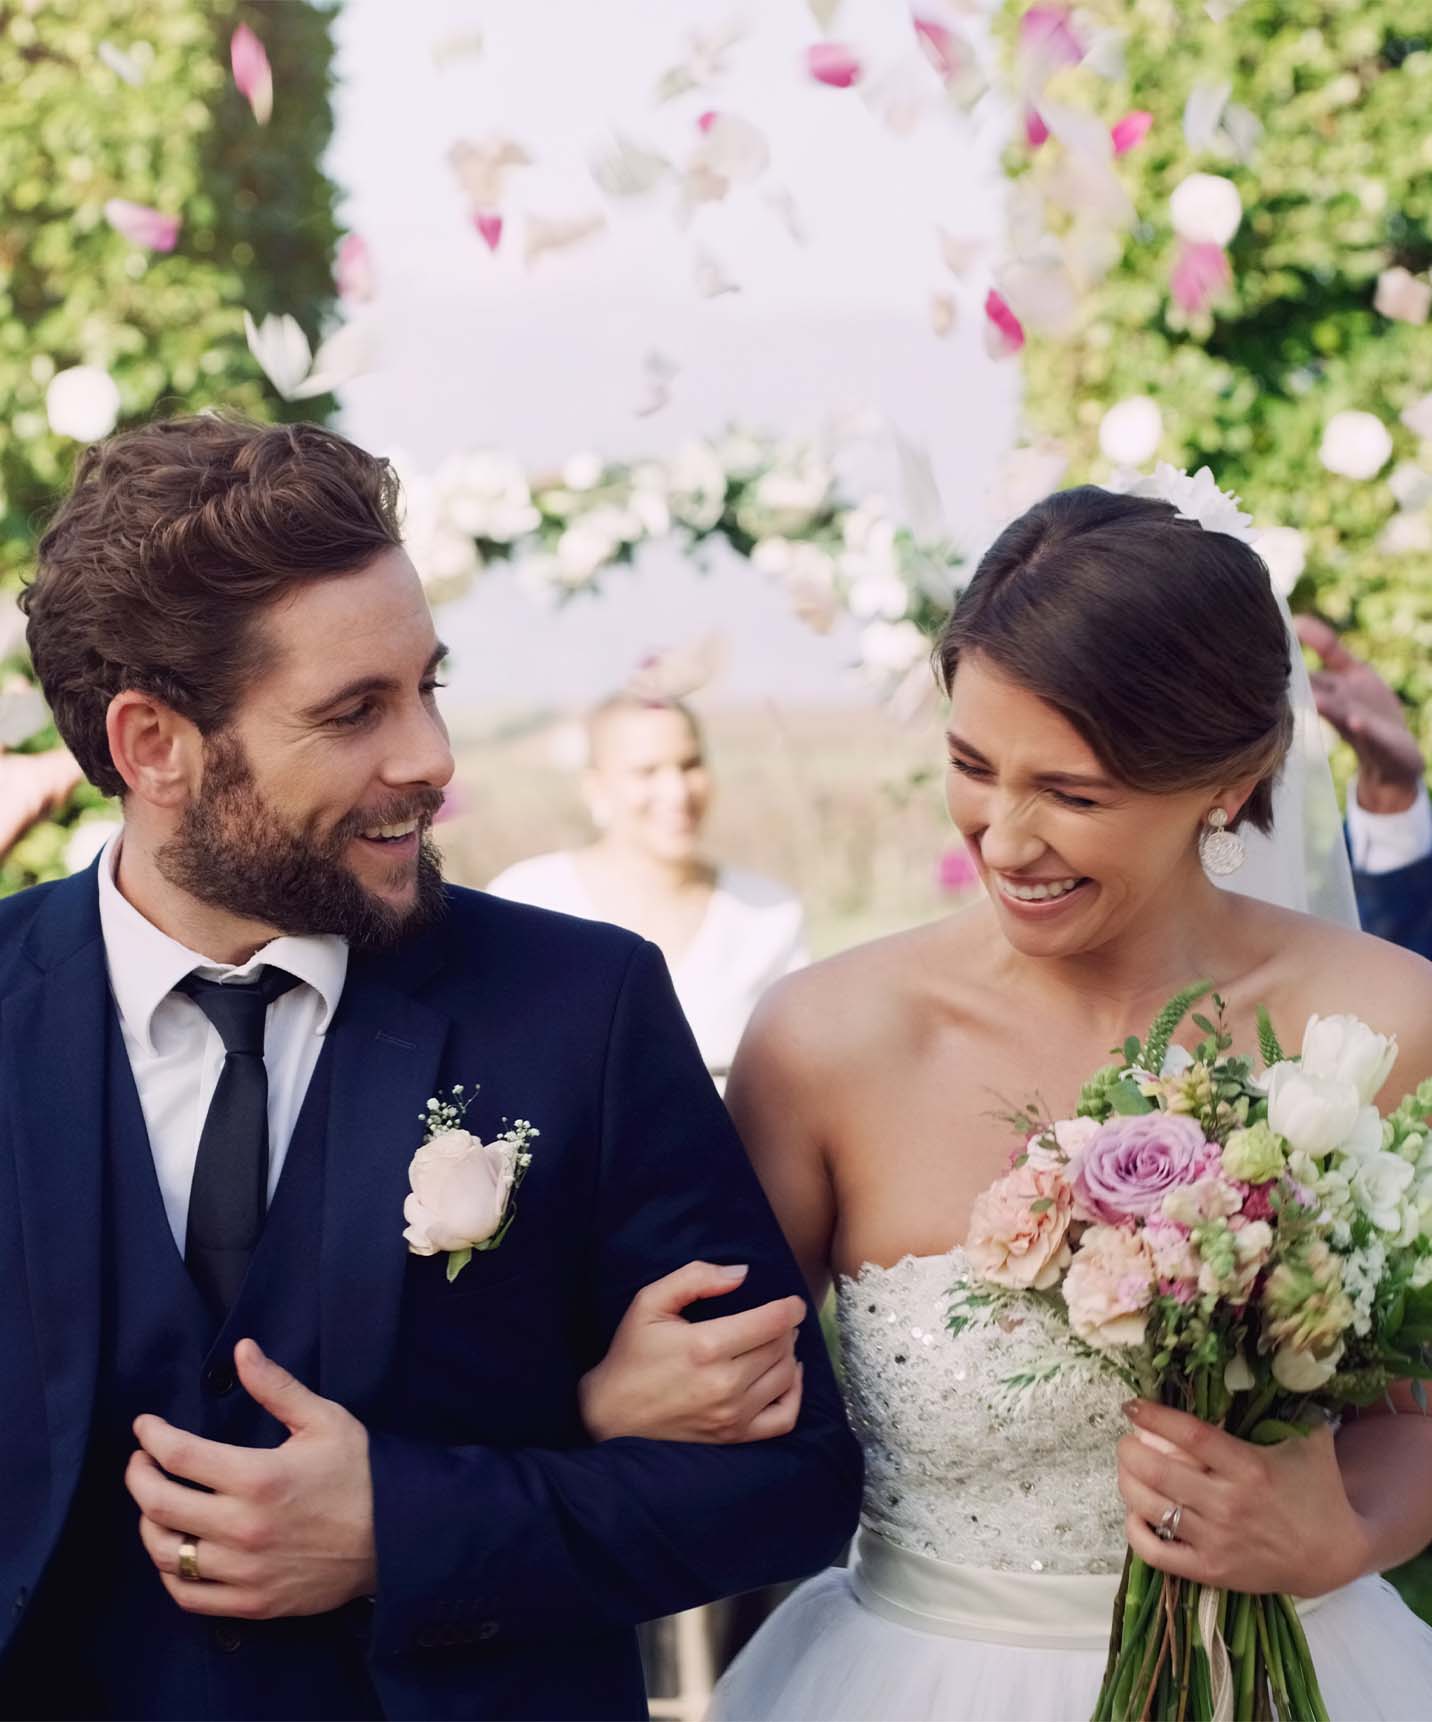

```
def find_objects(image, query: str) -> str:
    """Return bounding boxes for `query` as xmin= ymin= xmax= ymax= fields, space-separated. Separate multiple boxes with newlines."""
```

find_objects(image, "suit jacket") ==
xmin=1353 ymin=851 xmax=1432 ymax=962
xmin=0 ymin=866 xmax=862 ymax=1721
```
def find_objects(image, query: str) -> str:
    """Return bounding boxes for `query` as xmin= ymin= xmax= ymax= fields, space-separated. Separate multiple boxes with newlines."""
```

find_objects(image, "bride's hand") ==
xmin=1116 ymin=1401 xmax=1374 ymax=1597
xmin=578 ymin=1261 xmax=806 ymax=1444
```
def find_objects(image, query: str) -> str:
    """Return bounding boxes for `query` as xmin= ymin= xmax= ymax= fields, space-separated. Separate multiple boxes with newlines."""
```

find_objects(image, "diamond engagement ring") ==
xmin=1155 ymin=1503 xmax=1183 ymax=1543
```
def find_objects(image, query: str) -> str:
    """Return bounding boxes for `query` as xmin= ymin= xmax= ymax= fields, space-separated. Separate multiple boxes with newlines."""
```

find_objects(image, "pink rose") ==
xmin=1063 ymin=1225 xmax=1155 ymax=1349
xmin=966 ymin=1164 xmax=1074 ymax=1291
xmin=403 ymin=1128 xmax=516 ymax=1255
xmin=1144 ymin=1221 xmax=1200 ymax=1290
xmin=1073 ymin=1113 xmax=1215 ymax=1225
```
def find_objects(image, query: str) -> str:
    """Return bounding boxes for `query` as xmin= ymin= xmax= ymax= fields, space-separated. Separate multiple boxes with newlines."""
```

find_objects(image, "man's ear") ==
xmin=105 ymin=691 xmax=202 ymax=810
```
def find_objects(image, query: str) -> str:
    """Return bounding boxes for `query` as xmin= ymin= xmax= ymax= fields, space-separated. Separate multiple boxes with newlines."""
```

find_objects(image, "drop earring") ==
xmin=1199 ymin=808 xmax=1246 ymax=878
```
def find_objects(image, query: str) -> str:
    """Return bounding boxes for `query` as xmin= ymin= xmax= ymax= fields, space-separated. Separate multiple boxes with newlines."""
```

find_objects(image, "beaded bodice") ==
xmin=837 ymin=1249 xmax=1130 ymax=1576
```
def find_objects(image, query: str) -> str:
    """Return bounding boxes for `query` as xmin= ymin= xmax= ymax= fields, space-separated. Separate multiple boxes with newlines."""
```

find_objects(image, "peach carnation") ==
xmin=966 ymin=1163 xmax=1074 ymax=1291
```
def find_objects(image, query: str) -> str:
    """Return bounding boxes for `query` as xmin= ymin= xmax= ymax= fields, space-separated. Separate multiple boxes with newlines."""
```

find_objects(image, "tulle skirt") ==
xmin=709 ymin=1530 xmax=1432 ymax=1722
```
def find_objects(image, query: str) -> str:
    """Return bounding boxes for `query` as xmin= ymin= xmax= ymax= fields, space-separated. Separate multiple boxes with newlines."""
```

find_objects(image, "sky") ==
xmin=326 ymin=0 xmax=1021 ymax=709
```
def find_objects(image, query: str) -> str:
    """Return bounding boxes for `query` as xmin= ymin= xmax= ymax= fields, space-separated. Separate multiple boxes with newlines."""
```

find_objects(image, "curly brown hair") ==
xmin=21 ymin=415 xmax=404 ymax=798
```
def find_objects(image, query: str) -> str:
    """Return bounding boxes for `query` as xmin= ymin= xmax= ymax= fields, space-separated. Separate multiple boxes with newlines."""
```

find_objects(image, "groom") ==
xmin=0 ymin=416 xmax=860 ymax=1720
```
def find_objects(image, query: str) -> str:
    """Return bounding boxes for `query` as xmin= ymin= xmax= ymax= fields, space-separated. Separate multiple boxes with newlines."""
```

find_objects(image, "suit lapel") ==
xmin=318 ymin=956 xmax=451 ymax=1414
xmin=3 ymin=871 xmax=108 ymax=1513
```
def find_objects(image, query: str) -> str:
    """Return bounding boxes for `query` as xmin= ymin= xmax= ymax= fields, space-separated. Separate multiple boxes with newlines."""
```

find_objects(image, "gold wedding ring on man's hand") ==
xmin=178 ymin=1536 xmax=202 ymax=1583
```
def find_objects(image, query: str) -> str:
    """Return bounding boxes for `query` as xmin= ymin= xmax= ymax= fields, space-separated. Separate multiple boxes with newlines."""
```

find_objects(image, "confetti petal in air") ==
xmin=244 ymin=311 xmax=312 ymax=398
xmin=764 ymin=186 xmax=807 ymax=245
xmin=892 ymin=429 xmax=947 ymax=542
xmin=1170 ymin=240 xmax=1231 ymax=314
xmin=1184 ymin=81 xmax=1231 ymax=153
xmin=1024 ymin=108 xmax=1049 ymax=148
xmin=448 ymin=136 xmax=533 ymax=212
xmin=805 ymin=0 xmax=844 ymax=26
xmin=930 ymin=293 xmax=957 ymax=338
xmin=1017 ymin=5 xmax=1083 ymax=100
xmin=524 ymin=212 xmax=607 ymax=269
xmin=590 ymin=134 xmax=671 ymax=199
xmin=982 ymin=289 xmax=1025 ymax=359
xmin=336 ymin=235 xmax=376 ymax=304
xmin=695 ymin=114 xmax=771 ymax=184
xmin=693 ymin=247 xmax=740 ymax=298
xmin=912 ymin=17 xmax=986 ymax=111
xmin=938 ymin=228 xmax=985 ymax=277
xmin=103 ymin=198 xmax=180 ymax=252
xmin=98 ymin=41 xmax=146 ymax=85
xmin=288 ymin=313 xmax=381 ymax=400
xmin=1111 ymin=111 xmax=1152 ymax=156
xmin=474 ymin=212 xmax=504 ymax=252
xmin=656 ymin=20 xmax=745 ymax=103
xmin=430 ymin=30 xmax=484 ymax=71
xmin=230 ymin=23 xmax=273 ymax=125
xmin=998 ymin=255 xmax=1078 ymax=337
xmin=626 ymin=634 xmax=726 ymax=703
xmin=634 ymin=350 xmax=681 ymax=418
xmin=807 ymin=43 xmax=862 ymax=88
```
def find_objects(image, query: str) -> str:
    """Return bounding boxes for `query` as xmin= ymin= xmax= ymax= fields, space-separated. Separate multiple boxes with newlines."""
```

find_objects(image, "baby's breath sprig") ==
xmin=419 ymin=1082 xmax=476 ymax=1141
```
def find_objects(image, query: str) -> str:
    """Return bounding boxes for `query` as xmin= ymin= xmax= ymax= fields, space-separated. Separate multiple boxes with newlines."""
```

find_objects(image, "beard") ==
xmin=157 ymin=731 xmax=447 ymax=949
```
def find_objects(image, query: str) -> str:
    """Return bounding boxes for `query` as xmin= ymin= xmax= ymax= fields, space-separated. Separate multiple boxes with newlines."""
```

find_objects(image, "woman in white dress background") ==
xmin=487 ymin=692 xmax=807 ymax=1088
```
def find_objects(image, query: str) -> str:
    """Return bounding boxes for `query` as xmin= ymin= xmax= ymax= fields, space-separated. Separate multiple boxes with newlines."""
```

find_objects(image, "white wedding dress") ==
xmin=710 ymin=1248 xmax=1432 ymax=1722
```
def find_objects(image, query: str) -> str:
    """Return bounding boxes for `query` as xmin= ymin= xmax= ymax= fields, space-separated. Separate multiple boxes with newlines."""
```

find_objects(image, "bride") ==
xmin=684 ymin=475 xmax=1432 ymax=1720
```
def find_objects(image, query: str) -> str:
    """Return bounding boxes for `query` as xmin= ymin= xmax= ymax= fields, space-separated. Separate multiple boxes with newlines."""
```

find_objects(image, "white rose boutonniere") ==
xmin=402 ymin=1085 xmax=539 ymax=1282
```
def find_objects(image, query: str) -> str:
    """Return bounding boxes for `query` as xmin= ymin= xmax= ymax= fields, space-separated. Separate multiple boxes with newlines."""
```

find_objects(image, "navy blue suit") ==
xmin=0 ymin=866 xmax=861 ymax=1720
xmin=1354 ymin=851 xmax=1432 ymax=962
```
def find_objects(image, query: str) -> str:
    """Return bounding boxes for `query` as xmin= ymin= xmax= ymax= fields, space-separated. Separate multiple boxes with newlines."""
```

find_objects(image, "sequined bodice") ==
xmin=837 ymin=1249 xmax=1130 ymax=1576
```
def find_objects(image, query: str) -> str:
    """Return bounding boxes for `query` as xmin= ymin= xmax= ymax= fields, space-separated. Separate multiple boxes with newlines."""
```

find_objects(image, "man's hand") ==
xmin=578 ymin=1261 xmax=805 ymax=1444
xmin=126 ymin=1338 xmax=377 ymax=1620
xmin=1295 ymin=615 xmax=1426 ymax=814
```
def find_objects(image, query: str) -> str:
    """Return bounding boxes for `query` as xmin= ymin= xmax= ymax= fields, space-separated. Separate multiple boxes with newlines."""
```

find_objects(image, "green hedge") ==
xmin=0 ymin=0 xmax=343 ymax=891
xmin=1006 ymin=1 xmax=1432 ymax=748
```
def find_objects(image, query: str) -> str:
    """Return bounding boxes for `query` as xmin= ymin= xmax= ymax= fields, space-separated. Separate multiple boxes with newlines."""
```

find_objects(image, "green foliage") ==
xmin=1142 ymin=978 xmax=1212 ymax=1075
xmin=1005 ymin=1 xmax=1432 ymax=749
xmin=1256 ymin=1004 xmax=1287 ymax=1068
xmin=0 ymin=0 xmax=343 ymax=889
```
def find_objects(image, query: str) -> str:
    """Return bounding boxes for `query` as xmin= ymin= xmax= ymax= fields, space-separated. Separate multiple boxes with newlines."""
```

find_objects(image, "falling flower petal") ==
xmin=913 ymin=16 xmax=960 ymax=82
xmin=693 ymin=246 xmax=740 ymax=298
xmin=98 ymin=40 xmax=146 ymax=85
xmin=656 ymin=20 xmax=745 ymax=102
xmin=627 ymin=634 xmax=726 ymax=703
xmin=1111 ymin=111 xmax=1153 ymax=156
xmin=983 ymin=289 xmax=1025 ymax=359
xmin=634 ymin=350 xmax=680 ymax=418
xmin=892 ymin=429 xmax=947 ymax=541
xmin=243 ymin=310 xmax=312 ymax=398
xmin=474 ymin=212 xmax=504 ymax=252
xmin=524 ymin=212 xmax=607 ymax=269
xmin=987 ymin=441 xmax=1068 ymax=522
xmin=930 ymin=293 xmax=957 ymax=338
xmin=1018 ymin=5 xmax=1083 ymax=98
xmin=103 ymin=198 xmax=180 ymax=252
xmin=430 ymin=30 xmax=484 ymax=71
xmin=937 ymin=845 xmax=979 ymax=894
xmin=1170 ymin=240 xmax=1230 ymax=313
xmin=1374 ymin=267 xmax=1431 ymax=325
xmin=448 ymin=136 xmax=533 ymax=211
xmin=1170 ymin=172 xmax=1242 ymax=246
xmin=46 ymin=365 xmax=121 ymax=442
xmin=288 ymin=313 xmax=380 ymax=400
xmin=695 ymin=114 xmax=771 ymax=184
xmin=1099 ymin=396 xmax=1163 ymax=464
xmin=938 ymin=228 xmax=985 ymax=276
xmin=764 ymin=186 xmax=807 ymax=245
xmin=806 ymin=0 xmax=843 ymax=26
xmin=230 ymin=23 xmax=272 ymax=125
xmin=998 ymin=255 xmax=1078 ymax=336
xmin=1025 ymin=107 xmax=1049 ymax=148
xmin=1082 ymin=28 xmax=1126 ymax=81
xmin=1319 ymin=411 xmax=1393 ymax=481
xmin=697 ymin=110 xmax=719 ymax=133
xmin=336 ymin=234 xmax=376 ymax=304
xmin=808 ymin=42 xmax=862 ymax=87
xmin=1184 ymin=81 xmax=1231 ymax=153
xmin=590 ymin=134 xmax=671 ymax=199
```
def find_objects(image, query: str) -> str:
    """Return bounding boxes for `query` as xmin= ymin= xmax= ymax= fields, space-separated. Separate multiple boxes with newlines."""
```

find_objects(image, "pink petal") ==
xmin=1170 ymin=240 xmax=1230 ymax=313
xmin=103 ymin=198 xmax=180 ymax=252
xmin=474 ymin=211 xmax=504 ymax=252
xmin=696 ymin=109 xmax=719 ymax=133
xmin=937 ymin=845 xmax=979 ymax=894
xmin=1024 ymin=107 xmax=1049 ymax=148
xmin=807 ymin=42 xmax=862 ymax=88
xmin=983 ymin=289 xmax=1025 ymax=359
xmin=335 ymin=234 xmax=375 ymax=303
xmin=913 ymin=17 xmax=956 ymax=80
xmin=230 ymin=23 xmax=273 ymax=124
xmin=1111 ymin=110 xmax=1153 ymax=156
xmin=1018 ymin=6 xmax=1084 ymax=69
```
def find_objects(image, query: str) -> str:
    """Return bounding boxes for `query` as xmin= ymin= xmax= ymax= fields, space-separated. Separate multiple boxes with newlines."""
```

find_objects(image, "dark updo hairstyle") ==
xmin=934 ymin=486 xmax=1292 ymax=833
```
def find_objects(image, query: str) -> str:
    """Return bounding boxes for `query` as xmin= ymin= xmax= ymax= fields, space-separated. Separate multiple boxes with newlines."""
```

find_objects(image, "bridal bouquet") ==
xmin=954 ymin=985 xmax=1432 ymax=1722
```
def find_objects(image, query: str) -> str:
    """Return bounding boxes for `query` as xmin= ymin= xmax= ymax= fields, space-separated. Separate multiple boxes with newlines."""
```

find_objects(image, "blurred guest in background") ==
xmin=0 ymin=746 xmax=81 ymax=864
xmin=488 ymin=693 xmax=807 ymax=1088
xmin=1297 ymin=616 xmax=1432 ymax=959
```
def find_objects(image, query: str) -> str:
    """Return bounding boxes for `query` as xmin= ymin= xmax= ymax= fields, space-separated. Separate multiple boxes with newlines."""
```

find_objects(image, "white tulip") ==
xmin=1350 ymin=1152 xmax=1415 ymax=1234
xmin=1252 ymin=526 xmax=1306 ymax=596
xmin=45 ymin=365 xmax=120 ymax=442
xmin=1098 ymin=396 xmax=1163 ymax=465
xmin=1300 ymin=1014 xmax=1398 ymax=1105
xmin=1319 ymin=411 xmax=1393 ymax=481
xmin=1169 ymin=173 xmax=1242 ymax=246
xmin=1263 ymin=1062 xmax=1363 ymax=1158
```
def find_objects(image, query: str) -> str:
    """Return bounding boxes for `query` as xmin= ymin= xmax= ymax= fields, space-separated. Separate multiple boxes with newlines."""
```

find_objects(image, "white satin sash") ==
xmin=848 ymin=1529 xmax=1327 ymax=1652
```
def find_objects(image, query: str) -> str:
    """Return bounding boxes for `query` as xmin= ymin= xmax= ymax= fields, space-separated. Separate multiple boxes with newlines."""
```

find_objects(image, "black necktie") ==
xmin=178 ymin=967 xmax=301 ymax=1317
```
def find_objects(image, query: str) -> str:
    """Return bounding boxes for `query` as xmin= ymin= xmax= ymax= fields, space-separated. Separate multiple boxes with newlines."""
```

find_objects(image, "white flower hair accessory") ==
xmin=1104 ymin=462 xmax=1258 ymax=544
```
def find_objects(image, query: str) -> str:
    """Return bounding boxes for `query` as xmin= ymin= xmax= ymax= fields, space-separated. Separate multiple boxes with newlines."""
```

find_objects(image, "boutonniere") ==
xmin=402 ymin=1084 xmax=539 ymax=1283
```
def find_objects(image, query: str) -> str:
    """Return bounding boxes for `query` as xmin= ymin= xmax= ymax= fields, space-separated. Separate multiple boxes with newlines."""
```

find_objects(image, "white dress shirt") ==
xmin=97 ymin=834 xmax=349 ymax=1254
xmin=486 ymin=851 xmax=807 ymax=1083
xmin=1345 ymin=777 xmax=1432 ymax=876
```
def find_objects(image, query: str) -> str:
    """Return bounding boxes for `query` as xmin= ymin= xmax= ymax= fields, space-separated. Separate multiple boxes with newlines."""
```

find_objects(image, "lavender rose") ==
xmin=1071 ymin=1113 xmax=1216 ymax=1225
